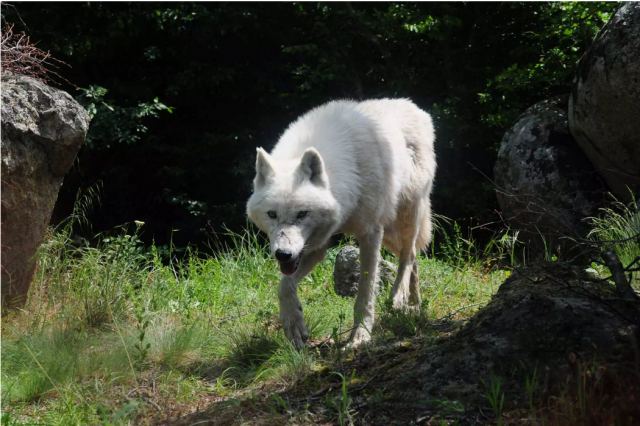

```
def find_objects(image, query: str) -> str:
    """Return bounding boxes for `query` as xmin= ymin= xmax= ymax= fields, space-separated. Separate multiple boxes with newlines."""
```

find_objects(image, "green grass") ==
xmin=1 ymin=224 xmax=508 ymax=425
xmin=588 ymin=194 xmax=640 ymax=286
xmin=483 ymin=375 xmax=505 ymax=425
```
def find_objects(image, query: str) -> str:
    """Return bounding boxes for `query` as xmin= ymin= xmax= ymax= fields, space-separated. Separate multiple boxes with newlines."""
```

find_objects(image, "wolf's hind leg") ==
xmin=409 ymin=261 xmax=421 ymax=307
xmin=279 ymin=247 xmax=326 ymax=349
xmin=391 ymin=202 xmax=424 ymax=311
xmin=409 ymin=200 xmax=432 ymax=307
xmin=392 ymin=247 xmax=419 ymax=311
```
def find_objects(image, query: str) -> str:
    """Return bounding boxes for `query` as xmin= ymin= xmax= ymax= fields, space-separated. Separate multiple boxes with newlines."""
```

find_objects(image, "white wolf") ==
xmin=246 ymin=98 xmax=436 ymax=348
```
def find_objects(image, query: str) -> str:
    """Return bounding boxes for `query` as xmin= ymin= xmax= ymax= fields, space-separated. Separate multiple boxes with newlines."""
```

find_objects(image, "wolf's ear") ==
xmin=254 ymin=147 xmax=275 ymax=189
xmin=297 ymin=148 xmax=327 ymax=187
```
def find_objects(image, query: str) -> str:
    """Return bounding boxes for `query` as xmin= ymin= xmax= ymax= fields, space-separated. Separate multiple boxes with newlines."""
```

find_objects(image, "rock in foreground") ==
xmin=1 ymin=74 xmax=90 ymax=308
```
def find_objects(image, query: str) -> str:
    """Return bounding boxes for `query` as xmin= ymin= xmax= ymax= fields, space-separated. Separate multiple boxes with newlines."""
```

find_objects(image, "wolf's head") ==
xmin=246 ymin=147 xmax=340 ymax=276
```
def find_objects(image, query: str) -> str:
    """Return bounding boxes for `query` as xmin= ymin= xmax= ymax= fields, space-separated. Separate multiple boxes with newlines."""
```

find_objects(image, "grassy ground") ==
xmin=1 ymin=223 xmax=510 ymax=425
xmin=2 ymin=196 xmax=637 ymax=425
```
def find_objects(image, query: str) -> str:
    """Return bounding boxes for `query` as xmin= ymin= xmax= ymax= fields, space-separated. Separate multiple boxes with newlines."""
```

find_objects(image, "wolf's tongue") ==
xmin=279 ymin=260 xmax=297 ymax=276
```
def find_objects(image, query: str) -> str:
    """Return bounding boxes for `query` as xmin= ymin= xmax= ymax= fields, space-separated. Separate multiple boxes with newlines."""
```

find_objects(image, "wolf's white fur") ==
xmin=247 ymin=99 xmax=436 ymax=348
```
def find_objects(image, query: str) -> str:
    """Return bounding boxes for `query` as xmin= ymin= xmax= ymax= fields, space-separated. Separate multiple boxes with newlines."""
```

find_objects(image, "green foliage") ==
xmin=484 ymin=229 xmax=524 ymax=268
xmin=375 ymin=304 xmax=431 ymax=340
xmin=31 ymin=226 xmax=149 ymax=329
xmin=483 ymin=375 xmax=506 ymax=425
xmin=1 ymin=412 xmax=18 ymax=426
xmin=588 ymin=194 xmax=640 ymax=285
xmin=0 ymin=3 xmax=619 ymax=247
xmin=438 ymin=221 xmax=479 ymax=267
xmin=589 ymin=195 xmax=640 ymax=264
xmin=524 ymin=368 xmax=539 ymax=415
xmin=130 ymin=290 xmax=152 ymax=368
xmin=433 ymin=216 xmax=525 ymax=269
xmin=326 ymin=371 xmax=355 ymax=426
xmin=430 ymin=398 xmax=465 ymax=416
xmin=254 ymin=341 xmax=315 ymax=384
xmin=78 ymin=85 xmax=173 ymax=149
xmin=481 ymin=2 xmax=616 ymax=129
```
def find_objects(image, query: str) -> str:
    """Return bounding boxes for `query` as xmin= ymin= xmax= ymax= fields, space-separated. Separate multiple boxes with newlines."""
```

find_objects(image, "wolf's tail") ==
xmin=415 ymin=204 xmax=433 ymax=251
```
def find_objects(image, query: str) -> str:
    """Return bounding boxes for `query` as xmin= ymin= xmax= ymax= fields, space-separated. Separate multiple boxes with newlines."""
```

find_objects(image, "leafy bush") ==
xmin=78 ymin=85 xmax=173 ymax=149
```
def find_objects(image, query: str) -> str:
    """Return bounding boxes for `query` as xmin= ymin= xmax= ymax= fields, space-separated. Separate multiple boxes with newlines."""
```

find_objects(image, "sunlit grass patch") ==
xmin=1 ymin=326 xmax=136 ymax=404
xmin=420 ymin=257 xmax=509 ymax=320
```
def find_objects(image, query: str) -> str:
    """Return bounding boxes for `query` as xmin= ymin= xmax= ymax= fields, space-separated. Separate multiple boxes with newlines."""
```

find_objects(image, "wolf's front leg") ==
xmin=348 ymin=226 xmax=383 ymax=348
xmin=278 ymin=248 xmax=327 ymax=349
xmin=279 ymin=277 xmax=307 ymax=348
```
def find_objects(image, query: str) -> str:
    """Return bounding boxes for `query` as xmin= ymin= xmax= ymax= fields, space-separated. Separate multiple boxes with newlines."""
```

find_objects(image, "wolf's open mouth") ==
xmin=278 ymin=257 xmax=300 ymax=276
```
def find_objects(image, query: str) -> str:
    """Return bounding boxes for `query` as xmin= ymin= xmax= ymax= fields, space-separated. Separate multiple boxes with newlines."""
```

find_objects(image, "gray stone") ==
xmin=569 ymin=3 xmax=640 ymax=201
xmin=333 ymin=245 xmax=396 ymax=297
xmin=494 ymin=96 xmax=607 ymax=257
xmin=1 ymin=74 xmax=90 ymax=308
xmin=413 ymin=263 xmax=640 ymax=415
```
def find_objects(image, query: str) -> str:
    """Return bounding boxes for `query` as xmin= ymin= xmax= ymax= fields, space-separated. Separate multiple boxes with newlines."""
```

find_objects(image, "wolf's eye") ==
xmin=296 ymin=211 xmax=309 ymax=220
xmin=267 ymin=210 xmax=277 ymax=219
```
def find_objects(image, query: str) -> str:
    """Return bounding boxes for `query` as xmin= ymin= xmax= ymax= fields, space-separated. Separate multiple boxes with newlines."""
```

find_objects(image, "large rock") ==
xmin=1 ymin=74 xmax=90 ymax=308
xmin=333 ymin=245 xmax=395 ymax=297
xmin=402 ymin=263 xmax=640 ymax=423
xmin=569 ymin=3 xmax=640 ymax=201
xmin=494 ymin=96 xmax=607 ymax=257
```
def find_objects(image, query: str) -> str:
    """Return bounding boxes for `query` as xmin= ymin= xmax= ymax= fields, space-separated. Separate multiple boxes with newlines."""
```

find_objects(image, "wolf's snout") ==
xmin=275 ymin=249 xmax=300 ymax=276
xmin=275 ymin=249 xmax=292 ymax=262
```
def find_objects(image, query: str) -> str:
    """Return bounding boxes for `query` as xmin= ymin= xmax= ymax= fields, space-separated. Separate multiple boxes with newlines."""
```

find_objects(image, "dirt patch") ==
xmin=162 ymin=263 xmax=640 ymax=425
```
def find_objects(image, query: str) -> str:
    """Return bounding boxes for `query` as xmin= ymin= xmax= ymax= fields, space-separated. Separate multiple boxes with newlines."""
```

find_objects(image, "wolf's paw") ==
xmin=392 ymin=300 xmax=421 ymax=314
xmin=392 ymin=290 xmax=421 ymax=312
xmin=282 ymin=314 xmax=309 ymax=349
xmin=392 ymin=292 xmax=411 ymax=311
xmin=345 ymin=326 xmax=372 ymax=350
